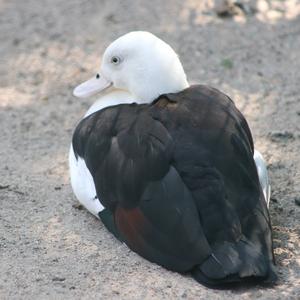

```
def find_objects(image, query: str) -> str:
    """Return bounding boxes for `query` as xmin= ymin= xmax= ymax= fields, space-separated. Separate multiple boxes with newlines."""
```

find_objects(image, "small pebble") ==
xmin=0 ymin=185 xmax=9 ymax=190
xmin=257 ymin=71 xmax=263 ymax=77
xmin=72 ymin=203 xmax=84 ymax=210
xmin=12 ymin=38 xmax=21 ymax=46
xmin=215 ymin=0 xmax=255 ymax=17
xmin=294 ymin=197 xmax=300 ymax=206
xmin=52 ymin=277 xmax=65 ymax=282
xmin=269 ymin=130 xmax=294 ymax=141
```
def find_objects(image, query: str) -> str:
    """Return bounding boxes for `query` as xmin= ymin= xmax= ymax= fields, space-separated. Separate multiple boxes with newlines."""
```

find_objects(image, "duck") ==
xmin=69 ymin=31 xmax=276 ymax=287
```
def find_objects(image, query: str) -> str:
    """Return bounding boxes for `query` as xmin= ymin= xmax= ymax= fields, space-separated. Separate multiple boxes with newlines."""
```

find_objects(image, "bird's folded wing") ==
xmin=72 ymin=104 xmax=212 ymax=271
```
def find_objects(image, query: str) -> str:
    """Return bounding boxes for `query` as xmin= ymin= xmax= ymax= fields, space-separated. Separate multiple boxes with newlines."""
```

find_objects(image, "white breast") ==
xmin=69 ymin=145 xmax=104 ymax=218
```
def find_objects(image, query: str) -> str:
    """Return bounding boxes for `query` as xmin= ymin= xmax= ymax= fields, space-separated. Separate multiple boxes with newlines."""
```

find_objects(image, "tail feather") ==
xmin=191 ymin=238 xmax=277 ymax=287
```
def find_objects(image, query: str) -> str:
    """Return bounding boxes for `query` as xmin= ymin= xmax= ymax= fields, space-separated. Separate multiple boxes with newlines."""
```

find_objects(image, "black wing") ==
xmin=73 ymin=103 xmax=212 ymax=272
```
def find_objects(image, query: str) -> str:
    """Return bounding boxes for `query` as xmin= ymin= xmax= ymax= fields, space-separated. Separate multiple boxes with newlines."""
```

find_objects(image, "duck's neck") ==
xmin=130 ymin=78 xmax=190 ymax=104
xmin=84 ymin=90 xmax=136 ymax=118
xmin=84 ymin=80 xmax=190 ymax=118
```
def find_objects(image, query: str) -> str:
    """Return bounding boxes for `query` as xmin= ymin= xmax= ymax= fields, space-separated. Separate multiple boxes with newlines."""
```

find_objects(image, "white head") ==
xmin=73 ymin=31 xmax=189 ymax=103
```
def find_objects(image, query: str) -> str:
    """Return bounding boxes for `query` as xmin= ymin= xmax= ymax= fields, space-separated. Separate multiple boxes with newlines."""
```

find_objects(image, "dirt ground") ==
xmin=0 ymin=0 xmax=299 ymax=299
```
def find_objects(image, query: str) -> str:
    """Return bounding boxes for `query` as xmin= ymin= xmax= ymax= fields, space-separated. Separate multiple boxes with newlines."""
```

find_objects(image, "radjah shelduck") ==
xmin=69 ymin=31 xmax=276 ymax=287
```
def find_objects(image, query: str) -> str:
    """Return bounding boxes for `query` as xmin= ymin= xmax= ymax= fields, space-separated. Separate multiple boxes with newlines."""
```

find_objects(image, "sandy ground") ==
xmin=0 ymin=0 xmax=299 ymax=299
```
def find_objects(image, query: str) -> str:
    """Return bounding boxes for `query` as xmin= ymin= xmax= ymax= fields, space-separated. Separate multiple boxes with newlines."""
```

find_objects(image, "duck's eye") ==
xmin=96 ymin=73 xmax=100 ymax=79
xmin=111 ymin=56 xmax=121 ymax=65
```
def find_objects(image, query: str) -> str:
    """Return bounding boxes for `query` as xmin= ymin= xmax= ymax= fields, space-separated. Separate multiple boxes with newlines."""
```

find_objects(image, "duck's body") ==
xmin=70 ymin=85 xmax=275 ymax=285
xmin=69 ymin=31 xmax=276 ymax=287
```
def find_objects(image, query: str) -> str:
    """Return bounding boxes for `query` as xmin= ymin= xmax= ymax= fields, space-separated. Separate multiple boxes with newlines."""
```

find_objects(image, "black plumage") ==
xmin=72 ymin=85 xmax=276 ymax=286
